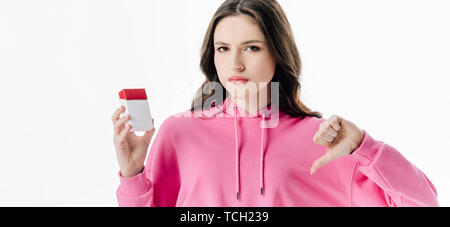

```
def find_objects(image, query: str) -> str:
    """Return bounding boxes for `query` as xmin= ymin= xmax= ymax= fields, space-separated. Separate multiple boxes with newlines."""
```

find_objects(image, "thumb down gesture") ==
xmin=310 ymin=115 xmax=365 ymax=175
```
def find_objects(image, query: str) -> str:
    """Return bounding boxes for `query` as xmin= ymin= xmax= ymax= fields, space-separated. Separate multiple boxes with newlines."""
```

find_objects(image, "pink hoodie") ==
xmin=116 ymin=97 xmax=439 ymax=207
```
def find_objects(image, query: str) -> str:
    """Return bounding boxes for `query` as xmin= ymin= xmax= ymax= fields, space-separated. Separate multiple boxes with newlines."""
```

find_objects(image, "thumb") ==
xmin=146 ymin=119 xmax=155 ymax=138
xmin=310 ymin=153 xmax=331 ymax=175
xmin=142 ymin=128 xmax=155 ymax=145
xmin=143 ymin=119 xmax=155 ymax=144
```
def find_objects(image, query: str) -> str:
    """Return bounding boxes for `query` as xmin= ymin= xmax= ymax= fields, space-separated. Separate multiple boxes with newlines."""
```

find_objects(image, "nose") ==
xmin=233 ymin=65 xmax=245 ymax=72
xmin=230 ymin=51 xmax=245 ymax=72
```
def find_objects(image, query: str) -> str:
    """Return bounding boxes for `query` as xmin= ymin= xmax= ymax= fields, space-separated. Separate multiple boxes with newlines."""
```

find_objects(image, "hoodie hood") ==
xmin=202 ymin=97 xmax=279 ymax=200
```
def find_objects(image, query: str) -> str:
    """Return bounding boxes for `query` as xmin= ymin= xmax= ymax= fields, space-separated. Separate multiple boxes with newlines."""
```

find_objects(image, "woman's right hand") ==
xmin=112 ymin=106 xmax=156 ymax=178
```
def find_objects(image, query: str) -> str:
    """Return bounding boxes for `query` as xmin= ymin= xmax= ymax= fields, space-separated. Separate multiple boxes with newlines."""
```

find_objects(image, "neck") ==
xmin=228 ymin=87 xmax=271 ymax=115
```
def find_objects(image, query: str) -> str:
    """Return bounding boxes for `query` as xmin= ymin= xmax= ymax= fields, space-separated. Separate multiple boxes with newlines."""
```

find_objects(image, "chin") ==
xmin=228 ymin=90 xmax=259 ymax=100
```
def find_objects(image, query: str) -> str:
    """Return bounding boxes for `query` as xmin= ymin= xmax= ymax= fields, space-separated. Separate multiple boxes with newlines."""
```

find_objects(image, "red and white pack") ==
xmin=118 ymin=88 xmax=154 ymax=132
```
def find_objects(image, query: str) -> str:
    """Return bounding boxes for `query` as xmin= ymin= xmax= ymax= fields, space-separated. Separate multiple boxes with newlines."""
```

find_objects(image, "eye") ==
xmin=247 ymin=46 xmax=260 ymax=51
xmin=217 ymin=47 xmax=228 ymax=52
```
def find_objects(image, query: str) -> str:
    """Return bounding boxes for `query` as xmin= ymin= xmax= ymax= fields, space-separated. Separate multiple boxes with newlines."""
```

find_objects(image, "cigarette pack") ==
xmin=118 ymin=88 xmax=154 ymax=131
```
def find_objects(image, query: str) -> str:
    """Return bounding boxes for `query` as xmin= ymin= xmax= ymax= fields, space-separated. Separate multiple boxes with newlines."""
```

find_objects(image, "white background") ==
xmin=0 ymin=0 xmax=449 ymax=206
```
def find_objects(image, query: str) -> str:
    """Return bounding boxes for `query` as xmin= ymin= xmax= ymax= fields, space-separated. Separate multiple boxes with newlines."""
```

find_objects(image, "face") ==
xmin=213 ymin=14 xmax=276 ymax=103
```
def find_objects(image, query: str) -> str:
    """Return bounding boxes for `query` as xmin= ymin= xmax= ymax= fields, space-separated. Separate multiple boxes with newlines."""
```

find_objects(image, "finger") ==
xmin=317 ymin=137 xmax=331 ymax=146
xmin=118 ymin=123 xmax=132 ymax=140
xmin=114 ymin=114 xmax=130 ymax=135
xmin=310 ymin=153 xmax=331 ymax=175
xmin=313 ymin=134 xmax=331 ymax=146
xmin=329 ymin=115 xmax=342 ymax=131
xmin=111 ymin=106 xmax=125 ymax=123
xmin=324 ymin=126 xmax=338 ymax=138
xmin=320 ymin=133 xmax=334 ymax=143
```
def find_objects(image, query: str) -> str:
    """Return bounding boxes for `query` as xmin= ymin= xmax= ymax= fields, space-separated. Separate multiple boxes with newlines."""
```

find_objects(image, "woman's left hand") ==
xmin=310 ymin=115 xmax=365 ymax=175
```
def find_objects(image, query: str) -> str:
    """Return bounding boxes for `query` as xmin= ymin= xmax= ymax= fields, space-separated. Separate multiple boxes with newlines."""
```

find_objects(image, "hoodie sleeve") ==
xmin=116 ymin=116 xmax=181 ymax=207
xmin=348 ymin=130 xmax=439 ymax=207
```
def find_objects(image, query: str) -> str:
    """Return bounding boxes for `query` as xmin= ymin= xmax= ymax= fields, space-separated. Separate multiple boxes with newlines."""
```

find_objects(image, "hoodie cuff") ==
xmin=349 ymin=130 xmax=382 ymax=166
xmin=118 ymin=167 xmax=151 ymax=196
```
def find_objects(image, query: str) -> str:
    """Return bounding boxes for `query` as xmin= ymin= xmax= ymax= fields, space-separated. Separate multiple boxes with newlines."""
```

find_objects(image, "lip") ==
xmin=228 ymin=76 xmax=249 ymax=83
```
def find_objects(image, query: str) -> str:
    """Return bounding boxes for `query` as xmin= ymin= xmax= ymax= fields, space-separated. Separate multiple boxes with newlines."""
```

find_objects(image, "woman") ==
xmin=111 ymin=0 xmax=439 ymax=206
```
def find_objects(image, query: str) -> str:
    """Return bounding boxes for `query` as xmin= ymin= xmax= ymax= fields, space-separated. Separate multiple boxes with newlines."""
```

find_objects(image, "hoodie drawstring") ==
xmin=233 ymin=103 xmax=267 ymax=200
xmin=234 ymin=105 xmax=240 ymax=200
xmin=260 ymin=114 xmax=266 ymax=196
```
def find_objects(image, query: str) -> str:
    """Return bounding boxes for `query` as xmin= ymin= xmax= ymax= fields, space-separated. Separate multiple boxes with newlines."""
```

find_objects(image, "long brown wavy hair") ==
xmin=190 ymin=0 xmax=322 ymax=118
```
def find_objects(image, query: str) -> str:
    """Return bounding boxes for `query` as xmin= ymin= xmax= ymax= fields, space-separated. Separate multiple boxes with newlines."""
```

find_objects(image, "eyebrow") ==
xmin=214 ymin=40 xmax=263 ymax=46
